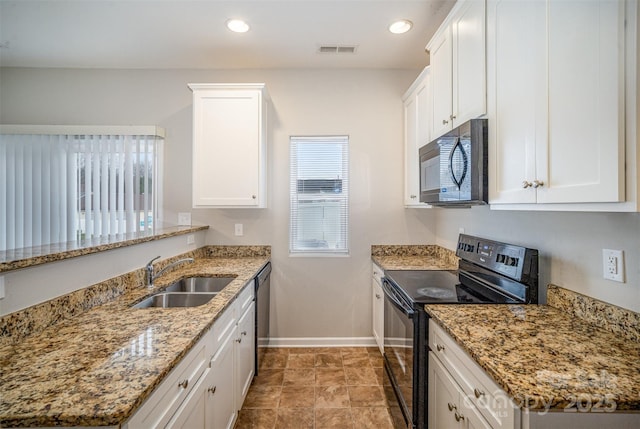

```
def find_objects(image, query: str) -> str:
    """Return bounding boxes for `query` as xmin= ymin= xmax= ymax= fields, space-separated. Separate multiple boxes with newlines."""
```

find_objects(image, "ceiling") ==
xmin=0 ymin=0 xmax=455 ymax=70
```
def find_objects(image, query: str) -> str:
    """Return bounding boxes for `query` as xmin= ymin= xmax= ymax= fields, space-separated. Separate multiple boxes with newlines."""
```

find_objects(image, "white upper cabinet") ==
xmin=403 ymin=67 xmax=432 ymax=207
xmin=428 ymin=0 xmax=486 ymax=140
xmin=189 ymin=84 xmax=268 ymax=208
xmin=488 ymin=0 xmax=627 ymax=206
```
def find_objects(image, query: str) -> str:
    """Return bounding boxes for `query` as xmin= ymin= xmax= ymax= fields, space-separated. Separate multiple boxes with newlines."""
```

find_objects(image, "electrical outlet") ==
xmin=235 ymin=224 xmax=243 ymax=236
xmin=602 ymin=249 xmax=625 ymax=282
xmin=0 ymin=276 xmax=5 ymax=300
xmin=187 ymin=234 xmax=195 ymax=245
xmin=178 ymin=212 xmax=191 ymax=226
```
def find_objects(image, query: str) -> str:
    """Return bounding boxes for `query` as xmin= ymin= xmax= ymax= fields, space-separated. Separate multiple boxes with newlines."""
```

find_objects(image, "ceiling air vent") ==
xmin=318 ymin=45 xmax=358 ymax=54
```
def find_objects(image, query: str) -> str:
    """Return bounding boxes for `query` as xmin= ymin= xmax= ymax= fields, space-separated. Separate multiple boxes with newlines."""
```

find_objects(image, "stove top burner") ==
xmin=416 ymin=286 xmax=457 ymax=299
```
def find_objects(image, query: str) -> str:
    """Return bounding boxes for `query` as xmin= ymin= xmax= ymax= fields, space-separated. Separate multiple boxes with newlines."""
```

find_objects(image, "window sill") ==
xmin=0 ymin=225 xmax=209 ymax=274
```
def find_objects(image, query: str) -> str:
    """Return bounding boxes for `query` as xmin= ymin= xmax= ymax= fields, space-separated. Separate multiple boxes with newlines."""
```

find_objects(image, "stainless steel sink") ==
xmin=164 ymin=276 xmax=236 ymax=293
xmin=132 ymin=292 xmax=217 ymax=309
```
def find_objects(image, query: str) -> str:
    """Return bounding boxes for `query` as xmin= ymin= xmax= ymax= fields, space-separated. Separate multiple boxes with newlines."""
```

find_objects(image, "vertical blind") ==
xmin=0 ymin=126 xmax=163 ymax=252
xmin=289 ymin=135 xmax=349 ymax=254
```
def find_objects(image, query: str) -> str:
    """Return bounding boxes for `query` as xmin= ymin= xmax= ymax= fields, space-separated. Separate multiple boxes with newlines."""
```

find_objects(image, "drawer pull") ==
xmin=241 ymin=331 xmax=247 ymax=336
xmin=447 ymin=402 xmax=457 ymax=412
xmin=236 ymin=338 xmax=242 ymax=343
xmin=178 ymin=379 xmax=189 ymax=389
xmin=474 ymin=388 xmax=485 ymax=398
xmin=436 ymin=344 xmax=445 ymax=352
xmin=207 ymin=386 xmax=217 ymax=395
xmin=454 ymin=411 xmax=465 ymax=422
xmin=375 ymin=294 xmax=381 ymax=299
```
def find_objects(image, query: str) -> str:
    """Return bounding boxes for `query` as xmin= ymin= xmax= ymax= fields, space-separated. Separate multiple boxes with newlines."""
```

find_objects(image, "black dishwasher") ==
xmin=254 ymin=262 xmax=271 ymax=375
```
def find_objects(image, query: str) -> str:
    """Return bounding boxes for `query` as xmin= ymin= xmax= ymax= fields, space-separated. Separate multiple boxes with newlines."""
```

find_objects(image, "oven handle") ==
xmin=381 ymin=278 xmax=414 ymax=318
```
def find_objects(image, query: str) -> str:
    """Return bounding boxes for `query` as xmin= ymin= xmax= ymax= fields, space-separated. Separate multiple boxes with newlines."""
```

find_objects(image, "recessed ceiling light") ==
xmin=226 ymin=19 xmax=250 ymax=33
xmin=389 ymin=19 xmax=413 ymax=34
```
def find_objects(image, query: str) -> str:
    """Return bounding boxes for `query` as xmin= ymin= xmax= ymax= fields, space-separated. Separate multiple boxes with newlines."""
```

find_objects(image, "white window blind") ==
xmin=290 ymin=136 xmax=349 ymax=254
xmin=0 ymin=126 xmax=163 ymax=252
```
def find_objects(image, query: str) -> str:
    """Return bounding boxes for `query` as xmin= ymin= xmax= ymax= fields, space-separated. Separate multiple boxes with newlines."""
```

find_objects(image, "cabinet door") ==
xmin=404 ymin=94 xmax=420 ymax=206
xmin=452 ymin=0 xmax=486 ymax=128
xmin=429 ymin=353 xmax=462 ymax=429
xmin=166 ymin=368 xmax=210 ymax=429
xmin=206 ymin=327 xmax=236 ymax=429
xmin=431 ymin=28 xmax=454 ymax=139
xmin=487 ymin=0 xmax=545 ymax=204
xmin=236 ymin=301 xmax=255 ymax=410
xmin=192 ymin=89 xmax=262 ymax=207
xmin=371 ymin=277 xmax=384 ymax=353
xmin=540 ymin=0 xmax=625 ymax=203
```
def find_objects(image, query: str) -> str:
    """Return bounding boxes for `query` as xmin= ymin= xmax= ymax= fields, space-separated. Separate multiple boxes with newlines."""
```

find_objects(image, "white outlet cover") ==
xmin=178 ymin=212 xmax=192 ymax=226
xmin=235 ymin=224 xmax=243 ymax=236
xmin=602 ymin=249 xmax=625 ymax=283
xmin=0 ymin=276 xmax=5 ymax=300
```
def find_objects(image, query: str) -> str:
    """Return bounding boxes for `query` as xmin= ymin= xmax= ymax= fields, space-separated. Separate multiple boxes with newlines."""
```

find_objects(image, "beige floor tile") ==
xmin=283 ymin=368 xmax=315 ymax=386
xmin=345 ymin=367 xmax=378 ymax=385
xmin=339 ymin=347 xmax=370 ymax=355
xmin=243 ymin=385 xmax=282 ymax=409
xmin=286 ymin=353 xmax=315 ymax=368
xmin=315 ymin=352 xmax=343 ymax=368
xmin=279 ymin=386 xmax=315 ymax=408
xmin=315 ymin=385 xmax=350 ymax=408
xmin=315 ymin=408 xmax=354 ymax=429
xmin=347 ymin=386 xmax=388 ymax=407
xmin=315 ymin=368 xmax=346 ymax=386
xmin=260 ymin=353 xmax=288 ymax=369
xmin=253 ymin=369 xmax=285 ymax=386
xmin=342 ymin=352 xmax=372 ymax=368
xmin=234 ymin=408 xmax=277 ymax=429
xmin=274 ymin=408 xmax=314 ymax=429
xmin=351 ymin=407 xmax=394 ymax=428
xmin=369 ymin=353 xmax=385 ymax=368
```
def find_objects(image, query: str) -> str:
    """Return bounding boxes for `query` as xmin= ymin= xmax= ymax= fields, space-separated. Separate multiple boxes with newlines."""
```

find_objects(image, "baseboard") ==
xmin=268 ymin=337 xmax=377 ymax=348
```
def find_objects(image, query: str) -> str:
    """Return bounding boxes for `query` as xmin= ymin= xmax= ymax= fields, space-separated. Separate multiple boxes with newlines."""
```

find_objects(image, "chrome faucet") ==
xmin=145 ymin=256 xmax=195 ymax=287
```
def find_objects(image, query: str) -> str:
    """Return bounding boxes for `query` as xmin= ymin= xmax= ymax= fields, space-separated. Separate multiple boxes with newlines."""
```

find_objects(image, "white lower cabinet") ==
xmin=125 ymin=285 xmax=256 ymax=429
xmin=236 ymin=301 xmax=256 ymax=410
xmin=429 ymin=353 xmax=491 ymax=429
xmin=371 ymin=263 xmax=384 ymax=353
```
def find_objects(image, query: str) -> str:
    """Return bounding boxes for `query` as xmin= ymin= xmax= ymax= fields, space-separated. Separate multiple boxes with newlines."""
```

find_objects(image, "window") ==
xmin=0 ymin=126 xmax=163 ymax=251
xmin=290 ymin=136 xmax=349 ymax=254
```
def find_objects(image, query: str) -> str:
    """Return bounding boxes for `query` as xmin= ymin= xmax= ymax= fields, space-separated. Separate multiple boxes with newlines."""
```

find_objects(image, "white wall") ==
xmin=0 ymin=67 xmax=438 ymax=339
xmin=434 ymin=207 xmax=640 ymax=312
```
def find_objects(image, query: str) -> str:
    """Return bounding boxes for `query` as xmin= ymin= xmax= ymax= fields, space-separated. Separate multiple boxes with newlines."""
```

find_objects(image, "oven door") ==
xmin=382 ymin=278 xmax=415 ymax=428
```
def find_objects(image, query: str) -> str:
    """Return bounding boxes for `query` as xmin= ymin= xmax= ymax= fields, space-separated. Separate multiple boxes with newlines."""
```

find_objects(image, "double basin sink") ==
xmin=132 ymin=277 xmax=236 ymax=309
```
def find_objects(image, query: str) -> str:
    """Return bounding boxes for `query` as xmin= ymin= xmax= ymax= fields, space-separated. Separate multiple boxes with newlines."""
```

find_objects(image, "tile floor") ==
xmin=235 ymin=347 xmax=398 ymax=429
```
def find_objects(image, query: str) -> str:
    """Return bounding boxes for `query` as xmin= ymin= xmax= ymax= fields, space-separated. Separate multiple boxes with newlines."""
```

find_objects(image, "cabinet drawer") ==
xmin=126 ymin=329 xmax=212 ymax=429
xmin=372 ymin=263 xmax=384 ymax=285
xmin=212 ymin=302 xmax=237 ymax=355
xmin=236 ymin=283 xmax=255 ymax=316
xmin=429 ymin=319 xmax=518 ymax=429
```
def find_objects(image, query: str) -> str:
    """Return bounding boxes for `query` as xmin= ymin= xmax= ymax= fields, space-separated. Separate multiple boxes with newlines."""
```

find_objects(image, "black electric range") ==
xmin=381 ymin=234 xmax=539 ymax=429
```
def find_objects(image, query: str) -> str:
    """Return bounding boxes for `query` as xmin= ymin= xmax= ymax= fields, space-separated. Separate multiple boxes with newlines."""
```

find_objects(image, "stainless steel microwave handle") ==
xmin=381 ymin=279 xmax=414 ymax=318
xmin=448 ymin=137 xmax=468 ymax=190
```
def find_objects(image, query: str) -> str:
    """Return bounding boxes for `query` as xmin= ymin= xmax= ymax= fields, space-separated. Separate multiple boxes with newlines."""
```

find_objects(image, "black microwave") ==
xmin=419 ymin=119 xmax=488 ymax=206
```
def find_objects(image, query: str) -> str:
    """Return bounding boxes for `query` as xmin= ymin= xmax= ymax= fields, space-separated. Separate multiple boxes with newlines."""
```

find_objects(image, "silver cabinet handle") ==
xmin=447 ymin=402 xmax=457 ymax=412
xmin=252 ymin=195 xmax=257 ymax=199
xmin=436 ymin=344 xmax=445 ymax=352
xmin=474 ymin=388 xmax=485 ymax=398
xmin=442 ymin=119 xmax=449 ymax=125
xmin=410 ymin=194 xmax=417 ymax=199
xmin=455 ymin=411 xmax=465 ymax=422
xmin=522 ymin=181 xmax=533 ymax=189
xmin=533 ymin=180 xmax=544 ymax=188
xmin=241 ymin=331 xmax=247 ymax=336
xmin=207 ymin=386 xmax=217 ymax=395
xmin=178 ymin=379 xmax=189 ymax=389
xmin=450 ymin=114 xmax=457 ymax=120
xmin=236 ymin=338 xmax=242 ymax=343
xmin=375 ymin=293 xmax=381 ymax=299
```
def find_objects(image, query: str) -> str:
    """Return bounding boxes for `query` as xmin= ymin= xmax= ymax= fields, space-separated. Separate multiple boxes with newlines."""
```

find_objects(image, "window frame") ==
xmin=289 ymin=135 xmax=349 ymax=256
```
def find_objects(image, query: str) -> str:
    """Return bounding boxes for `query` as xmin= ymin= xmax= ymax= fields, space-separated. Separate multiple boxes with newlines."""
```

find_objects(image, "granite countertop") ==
xmin=371 ymin=244 xmax=459 ymax=271
xmin=425 ymin=304 xmax=640 ymax=411
xmin=0 ymin=254 xmax=269 ymax=427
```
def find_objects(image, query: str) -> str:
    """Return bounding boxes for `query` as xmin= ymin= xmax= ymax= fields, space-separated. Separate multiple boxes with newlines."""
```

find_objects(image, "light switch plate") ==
xmin=178 ymin=212 xmax=192 ymax=226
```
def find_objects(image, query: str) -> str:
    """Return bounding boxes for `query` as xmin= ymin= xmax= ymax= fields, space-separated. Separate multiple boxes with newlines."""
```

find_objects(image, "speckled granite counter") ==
xmin=425 ymin=301 xmax=640 ymax=411
xmin=0 ymin=247 xmax=270 ymax=427
xmin=371 ymin=244 xmax=459 ymax=270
